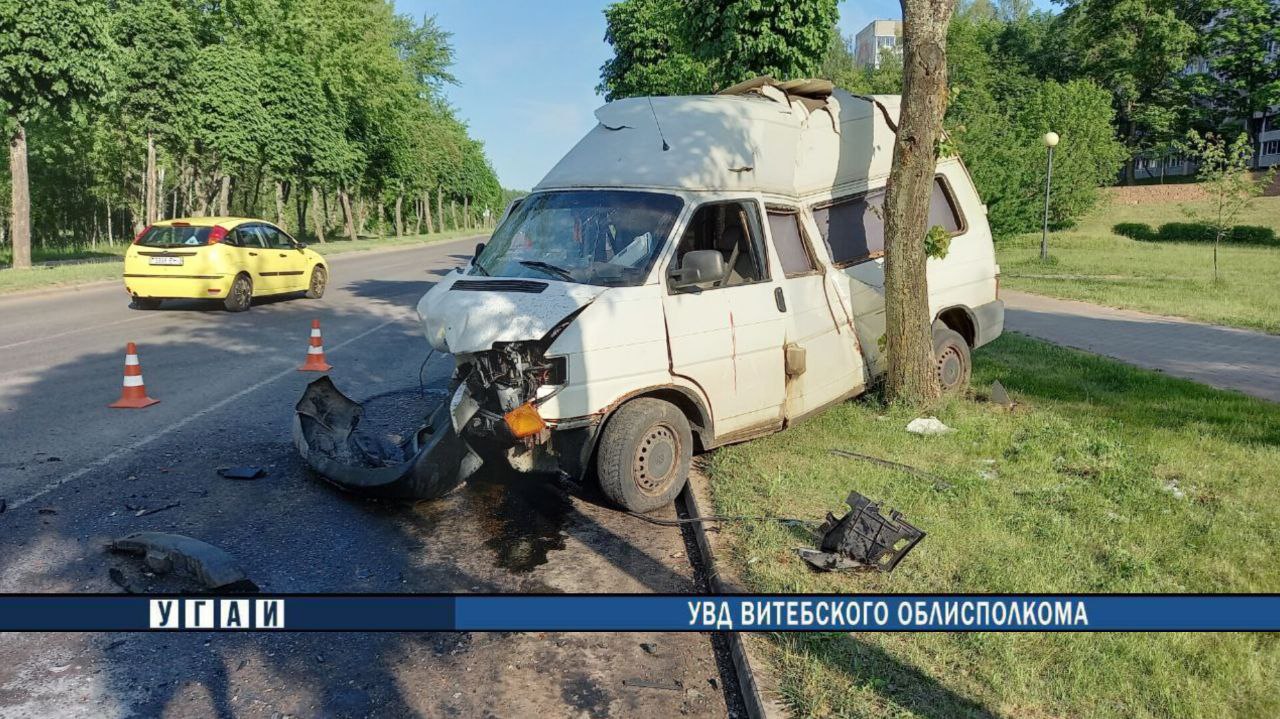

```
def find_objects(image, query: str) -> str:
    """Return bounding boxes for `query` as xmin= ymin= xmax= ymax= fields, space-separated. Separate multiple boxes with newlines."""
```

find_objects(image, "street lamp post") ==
xmin=1041 ymin=131 xmax=1060 ymax=261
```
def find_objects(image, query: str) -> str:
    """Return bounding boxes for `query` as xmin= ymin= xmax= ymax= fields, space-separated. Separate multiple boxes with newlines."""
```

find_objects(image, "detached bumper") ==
xmin=124 ymin=274 xmax=233 ymax=299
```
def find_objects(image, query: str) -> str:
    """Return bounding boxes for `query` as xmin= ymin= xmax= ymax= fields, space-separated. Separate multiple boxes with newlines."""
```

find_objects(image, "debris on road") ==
xmin=37 ymin=507 xmax=57 ymax=515
xmin=0 ymin=498 xmax=6 ymax=515
xmin=623 ymin=677 xmax=683 ymax=691
xmin=217 ymin=466 xmax=267 ymax=480
xmin=830 ymin=449 xmax=951 ymax=490
xmin=293 ymin=376 xmax=480 ymax=500
xmin=108 ymin=567 xmax=135 ymax=593
xmin=133 ymin=501 xmax=180 ymax=517
xmin=108 ymin=532 xmax=258 ymax=592
xmin=798 ymin=492 xmax=925 ymax=573
xmin=906 ymin=416 xmax=954 ymax=436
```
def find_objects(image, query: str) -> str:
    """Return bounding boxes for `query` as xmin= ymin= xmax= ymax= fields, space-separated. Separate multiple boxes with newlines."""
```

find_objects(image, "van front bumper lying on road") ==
xmin=124 ymin=274 xmax=233 ymax=299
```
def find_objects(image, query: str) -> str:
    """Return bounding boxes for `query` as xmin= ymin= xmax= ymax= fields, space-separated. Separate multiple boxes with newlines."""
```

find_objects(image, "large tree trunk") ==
xmin=311 ymin=186 xmax=326 ymax=243
xmin=882 ymin=0 xmax=955 ymax=404
xmin=339 ymin=186 xmax=357 ymax=240
xmin=8 ymin=125 xmax=32 ymax=270
xmin=463 ymin=196 xmax=470 ymax=230
xmin=394 ymin=193 xmax=403 ymax=237
xmin=422 ymin=192 xmax=434 ymax=235
xmin=413 ymin=196 xmax=422 ymax=235
xmin=275 ymin=180 xmax=286 ymax=228
xmin=295 ymin=180 xmax=308 ymax=240
xmin=218 ymin=175 xmax=231 ymax=216
xmin=145 ymin=132 xmax=158 ymax=225
xmin=436 ymin=187 xmax=444 ymax=233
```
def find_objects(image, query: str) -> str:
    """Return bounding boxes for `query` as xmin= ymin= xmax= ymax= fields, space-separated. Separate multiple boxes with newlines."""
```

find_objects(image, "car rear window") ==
xmin=138 ymin=226 xmax=212 ymax=248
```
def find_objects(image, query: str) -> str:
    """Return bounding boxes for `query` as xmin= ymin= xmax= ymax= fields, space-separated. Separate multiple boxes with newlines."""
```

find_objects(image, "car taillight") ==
xmin=132 ymin=226 xmax=152 ymax=244
xmin=207 ymin=226 xmax=228 ymax=244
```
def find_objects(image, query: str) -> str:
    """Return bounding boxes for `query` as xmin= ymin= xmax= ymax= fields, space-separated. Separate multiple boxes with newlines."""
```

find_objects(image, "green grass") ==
xmin=999 ymin=195 xmax=1280 ymax=333
xmin=0 ymin=229 xmax=482 ymax=295
xmin=707 ymin=333 xmax=1280 ymax=718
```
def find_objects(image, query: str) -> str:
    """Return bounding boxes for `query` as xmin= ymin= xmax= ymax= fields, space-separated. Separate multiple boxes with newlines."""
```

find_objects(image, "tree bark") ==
xmin=8 ymin=125 xmax=32 ymax=270
xmin=422 ymin=192 xmax=434 ymax=235
xmin=463 ymin=196 xmax=470 ymax=230
xmin=436 ymin=187 xmax=444 ymax=233
xmin=218 ymin=175 xmax=231 ymax=216
xmin=295 ymin=180 xmax=308 ymax=240
xmin=311 ymin=186 xmax=326 ymax=243
xmin=450 ymin=199 xmax=458 ymax=231
xmin=882 ymin=0 xmax=955 ymax=404
xmin=275 ymin=180 xmax=286 ymax=227
xmin=145 ymin=132 xmax=158 ymax=225
xmin=394 ymin=193 xmax=404 ymax=237
xmin=413 ymin=196 xmax=422 ymax=235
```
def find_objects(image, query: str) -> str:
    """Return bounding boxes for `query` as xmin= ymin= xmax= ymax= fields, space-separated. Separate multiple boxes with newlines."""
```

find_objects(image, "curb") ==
xmin=678 ymin=471 xmax=788 ymax=719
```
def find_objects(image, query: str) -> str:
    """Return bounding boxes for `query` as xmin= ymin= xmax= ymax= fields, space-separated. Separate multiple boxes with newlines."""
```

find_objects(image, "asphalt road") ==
xmin=0 ymin=239 xmax=739 ymax=718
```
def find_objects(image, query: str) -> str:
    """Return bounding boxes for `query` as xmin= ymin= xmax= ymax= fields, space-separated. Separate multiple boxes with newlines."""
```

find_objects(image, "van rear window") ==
xmin=137 ymin=226 xmax=212 ymax=248
xmin=812 ymin=190 xmax=885 ymax=266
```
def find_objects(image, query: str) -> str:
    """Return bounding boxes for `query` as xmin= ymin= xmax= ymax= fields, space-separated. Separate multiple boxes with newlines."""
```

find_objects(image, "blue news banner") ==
xmin=2 ymin=595 xmax=1279 ymax=632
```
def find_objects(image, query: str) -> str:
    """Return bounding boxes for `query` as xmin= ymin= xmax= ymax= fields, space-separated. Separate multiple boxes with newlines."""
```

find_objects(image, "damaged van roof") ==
xmin=534 ymin=77 xmax=902 ymax=199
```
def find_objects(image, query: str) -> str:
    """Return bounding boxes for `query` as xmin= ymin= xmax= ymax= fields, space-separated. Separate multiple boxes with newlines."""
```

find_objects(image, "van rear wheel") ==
xmin=596 ymin=398 xmax=692 ymax=513
xmin=933 ymin=326 xmax=971 ymax=394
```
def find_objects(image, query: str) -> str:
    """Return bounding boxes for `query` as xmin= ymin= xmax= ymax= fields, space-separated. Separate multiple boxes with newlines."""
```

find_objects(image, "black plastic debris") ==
xmin=0 ymin=498 xmax=6 ymax=515
xmin=293 ymin=376 xmax=480 ymax=500
xmin=217 ymin=466 xmax=267 ymax=480
xmin=108 ymin=567 xmax=134 ymax=594
xmin=798 ymin=492 xmax=925 ymax=573
xmin=108 ymin=532 xmax=258 ymax=592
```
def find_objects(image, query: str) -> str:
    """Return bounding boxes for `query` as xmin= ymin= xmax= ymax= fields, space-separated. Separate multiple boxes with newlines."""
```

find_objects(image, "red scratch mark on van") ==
xmin=729 ymin=310 xmax=738 ymax=391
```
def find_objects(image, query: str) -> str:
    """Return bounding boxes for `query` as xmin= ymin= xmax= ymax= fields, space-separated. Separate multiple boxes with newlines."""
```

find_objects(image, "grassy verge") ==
xmin=0 ymin=229 xmax=481 ymax=296
xmin=707 ymin=333 xmax=1280 ymax=718
xmin=998 ymin=195 xmax=1280 ymax=333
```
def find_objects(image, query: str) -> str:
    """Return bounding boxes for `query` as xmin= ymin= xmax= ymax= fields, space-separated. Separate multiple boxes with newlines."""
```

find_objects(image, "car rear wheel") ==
xmin=596 ymin=398 xmax=692 ymax=513
xmin=130 ymin=297 xmax=162 ymax=310
xmin=224 ymin=274 xmax=253 ymax=312
xmin=306 ymin=265 xmax=327 ymax=299
xmin=933 ymin=326 xmax=972 ymax=394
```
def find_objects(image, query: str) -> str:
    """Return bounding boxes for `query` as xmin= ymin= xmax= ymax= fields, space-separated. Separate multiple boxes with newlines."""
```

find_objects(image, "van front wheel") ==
xmin=596 ymin=398 xmax=692 ymax=513
xmin=933 ymin=326 xmax=971 ymax=394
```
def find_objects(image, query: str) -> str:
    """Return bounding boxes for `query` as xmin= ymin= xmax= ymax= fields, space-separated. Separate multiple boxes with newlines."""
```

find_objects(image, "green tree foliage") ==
xmin=0 ymin=0 xmax=500 ymax=256
xmin=598 ymin=0 xmax=837 ymax=98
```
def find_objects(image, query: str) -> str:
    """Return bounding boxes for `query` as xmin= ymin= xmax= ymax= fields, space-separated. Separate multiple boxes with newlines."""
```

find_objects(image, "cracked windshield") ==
xmin=473 ymin=190 xmax=683 ymax=286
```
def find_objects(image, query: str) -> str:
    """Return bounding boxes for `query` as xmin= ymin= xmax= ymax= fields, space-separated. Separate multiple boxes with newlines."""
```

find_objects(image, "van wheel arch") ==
xmin=934 ymin=306 xmax=977 ymax=347
xmin=580 ymin=385 xmax=711 ymax=485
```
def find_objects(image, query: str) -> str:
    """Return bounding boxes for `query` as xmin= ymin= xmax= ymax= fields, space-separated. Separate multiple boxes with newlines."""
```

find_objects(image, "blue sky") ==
xmin=396 ymin=1 xmax=1053 ymax=189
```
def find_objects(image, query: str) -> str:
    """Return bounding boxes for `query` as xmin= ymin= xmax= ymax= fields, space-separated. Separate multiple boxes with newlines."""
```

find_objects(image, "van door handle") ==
xmin=774 ymin=287 xmax=787 ymax=313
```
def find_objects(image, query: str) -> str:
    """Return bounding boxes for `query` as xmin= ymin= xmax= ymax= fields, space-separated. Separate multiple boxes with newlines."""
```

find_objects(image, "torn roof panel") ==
xmin=535 ymin=78 xmax=901 ymax=198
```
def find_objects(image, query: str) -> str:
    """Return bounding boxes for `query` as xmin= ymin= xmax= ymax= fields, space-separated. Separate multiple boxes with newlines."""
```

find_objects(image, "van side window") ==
xmin=766 ymin=210 xmax=816 ymax=276
xmin=672 ymin=201 xmax=768 ymax=287
xmin=812 ymin=190 xmax=885 ymax=266
xmin=930 ymin=176 xmax=965 ymax=233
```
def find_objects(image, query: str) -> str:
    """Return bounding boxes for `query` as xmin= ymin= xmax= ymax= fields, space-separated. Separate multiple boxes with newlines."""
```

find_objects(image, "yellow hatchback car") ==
xmin=124 ymin=217 xmax=327 ymax=311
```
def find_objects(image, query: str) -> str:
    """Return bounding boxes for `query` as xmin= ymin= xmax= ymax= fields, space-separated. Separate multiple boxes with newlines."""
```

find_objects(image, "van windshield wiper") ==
xmin=518 ymin=260 xmax=574 ymax=282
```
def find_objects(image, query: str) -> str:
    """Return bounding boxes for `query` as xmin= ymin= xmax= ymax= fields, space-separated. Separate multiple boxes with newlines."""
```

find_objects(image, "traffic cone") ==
xmin=298 ymin=319 xmax=333 ymax=372
xmin=109 ymin=342 xmax=160 ymax=409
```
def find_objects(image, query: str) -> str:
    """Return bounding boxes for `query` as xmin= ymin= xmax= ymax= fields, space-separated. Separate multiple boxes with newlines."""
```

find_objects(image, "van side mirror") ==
xmin=473 ymin=242 xmax=486 ymax=262
xmin=668 ymin=250 xmax=726 ymax=291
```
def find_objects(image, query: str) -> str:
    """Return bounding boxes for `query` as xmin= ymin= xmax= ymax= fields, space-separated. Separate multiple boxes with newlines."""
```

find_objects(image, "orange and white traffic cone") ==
xmin=298 ymin=319 xmax=333 ymax=372
xmin=109 ymin=342 xmax=160 ymax=409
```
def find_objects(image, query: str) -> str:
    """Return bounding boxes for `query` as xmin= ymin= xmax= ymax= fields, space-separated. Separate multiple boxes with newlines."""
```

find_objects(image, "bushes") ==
xmin=1112 ymin=222 xmax=1278 ymax=245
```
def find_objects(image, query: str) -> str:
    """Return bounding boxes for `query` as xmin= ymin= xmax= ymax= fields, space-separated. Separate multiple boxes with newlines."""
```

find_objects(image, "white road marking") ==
xmin=8 ymin=315 xmax=407 ymax=510
xmin=0 ymin=314 xmax=153 ymax=352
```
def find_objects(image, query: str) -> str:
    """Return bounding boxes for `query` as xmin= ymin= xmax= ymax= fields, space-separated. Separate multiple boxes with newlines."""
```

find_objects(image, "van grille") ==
xmin=451 ymin=279 xmax=548 ymax=294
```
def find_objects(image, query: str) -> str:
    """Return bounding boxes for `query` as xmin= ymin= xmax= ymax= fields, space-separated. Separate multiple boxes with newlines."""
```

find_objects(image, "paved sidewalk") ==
xmin=1003 ymin=290 xmax=1280 ymax=403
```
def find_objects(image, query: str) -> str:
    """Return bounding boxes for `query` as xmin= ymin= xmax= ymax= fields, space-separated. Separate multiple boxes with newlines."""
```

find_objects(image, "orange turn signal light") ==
xmin=504 ymin=402 xmax=547 ymax=439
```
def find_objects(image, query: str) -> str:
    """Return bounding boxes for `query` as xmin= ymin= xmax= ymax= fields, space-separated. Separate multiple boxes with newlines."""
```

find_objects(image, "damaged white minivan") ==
xmin=296 ymin=78 xmax=1004 ymax=513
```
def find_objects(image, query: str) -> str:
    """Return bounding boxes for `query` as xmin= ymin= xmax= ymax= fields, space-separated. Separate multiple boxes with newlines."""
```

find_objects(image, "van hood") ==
xmin=417 ymin=271 xmax=608 ymax=354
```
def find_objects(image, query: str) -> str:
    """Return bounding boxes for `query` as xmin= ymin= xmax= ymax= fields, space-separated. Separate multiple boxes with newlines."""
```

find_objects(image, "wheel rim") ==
xmin=311 ymin=268 xmax=325 ymax=295
xmin=233 ymin=278 xmax=251 ymax=308
xmin=936 ymin=344 xmax=964 ymax=389
xmin=632 ymin=423 xmax=679 ymax=496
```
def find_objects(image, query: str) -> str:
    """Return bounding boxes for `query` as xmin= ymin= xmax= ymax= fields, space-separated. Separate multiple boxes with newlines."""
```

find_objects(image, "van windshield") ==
xmin=137 ymin=226 xmax=212 ymax=248
xmin=473 ymin=190 xmax=683 ymax=287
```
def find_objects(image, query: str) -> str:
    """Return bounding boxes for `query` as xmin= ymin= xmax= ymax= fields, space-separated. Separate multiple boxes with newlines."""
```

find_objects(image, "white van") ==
xmin=416 ymin=79 xmax=1003 ymax=512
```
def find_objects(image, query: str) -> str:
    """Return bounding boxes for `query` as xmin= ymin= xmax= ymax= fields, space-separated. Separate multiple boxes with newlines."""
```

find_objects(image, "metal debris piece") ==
xmin=37 ymin=507 xmax=57 ymax=515
xmin=623 ymin=677 xmax=683 ymax=691
xmin=906 ymin=417 xmax=954 ymax=436
xmin=293 ymin=376 xmax=481 ymax=500
xmin=799 ymin=492 xmax=925 ymax=573
xmin=108 ymin=532 xmax=258 ymax=592
xmin=134 ymin=501 xmax=180 ymax=517
xmin=108 ymin=567 xmax=134 ymax=594
xmin=830 ymin=449 xmax=952 ymax=490
xmin=217 ymin=466 xmax=267 ymax=480
xmin=990 ymin=380 xmax=1014 ymax=408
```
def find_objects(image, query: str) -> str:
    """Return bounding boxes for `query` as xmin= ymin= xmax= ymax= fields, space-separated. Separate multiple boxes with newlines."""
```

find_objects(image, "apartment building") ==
xmin=854 ymin=20 xmax=903 ymax=69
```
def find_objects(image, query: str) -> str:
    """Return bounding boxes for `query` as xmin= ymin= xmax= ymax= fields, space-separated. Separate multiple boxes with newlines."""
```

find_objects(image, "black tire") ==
xmin=224 ymin=273 xmax=253 ymax=312
xmin=130 ymin=297 xmax=162 ymax=310
xmin=306 ymin=265 xmax=327 ymax=299
xmin=596 ymin=398 xmax=693 ymax=513
xmin=933 ymin=326 xmax=972 ymax=394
